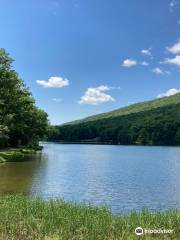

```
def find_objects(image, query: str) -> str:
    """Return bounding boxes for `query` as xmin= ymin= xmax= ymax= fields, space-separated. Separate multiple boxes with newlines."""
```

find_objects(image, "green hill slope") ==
xmin=66 ymin=93 xmax=180 ymax=125
xmin=50 ymin=93 xmax=180 ymax=146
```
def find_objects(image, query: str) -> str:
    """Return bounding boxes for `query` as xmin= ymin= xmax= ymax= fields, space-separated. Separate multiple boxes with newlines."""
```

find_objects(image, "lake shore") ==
xmin=0 ymin=195 xmax=179 ymax=240
xmin=49 ymin=140 xmax=180 ymax=147
xmin=0 ymin=146 xmax=43 ymax=163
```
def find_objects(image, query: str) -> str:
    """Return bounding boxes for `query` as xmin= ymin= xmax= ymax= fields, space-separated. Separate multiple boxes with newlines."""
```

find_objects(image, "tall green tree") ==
xmin=0 ymin=48 xmax=49 ymax=148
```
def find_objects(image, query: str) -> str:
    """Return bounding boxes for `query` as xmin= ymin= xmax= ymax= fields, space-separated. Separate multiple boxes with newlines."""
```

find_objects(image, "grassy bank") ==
xmin=0 ymin=195 xmax=179 ymax=239
xmin=0 ymin=145 xmax=42 ymax=162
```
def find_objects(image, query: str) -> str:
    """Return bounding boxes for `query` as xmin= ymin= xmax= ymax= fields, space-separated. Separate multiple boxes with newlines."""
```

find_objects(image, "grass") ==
xmin=0 ymin=195 xmax=179 ymax=239
xmin=0 ymin=151 xmax=26 ymax=162
xmin=0 ymin=146 xmax=42 ymax=162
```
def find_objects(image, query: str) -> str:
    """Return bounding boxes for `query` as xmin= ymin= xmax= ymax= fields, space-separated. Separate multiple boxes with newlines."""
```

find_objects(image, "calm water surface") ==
xmin=0 ymin=142 xmax=180 ymax=213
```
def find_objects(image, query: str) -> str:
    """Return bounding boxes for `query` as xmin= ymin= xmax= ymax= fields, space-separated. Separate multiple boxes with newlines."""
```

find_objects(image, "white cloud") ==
xmin=157 ymin=88 xmax=180 ymax=98
xmin=152 ymin=67 xmax=170 ymax=75
xmin=79 ymin=85 xmax=115 ymax=105
xmin=122 ymin=59 xmax=150 ymax=68
xmin=141 ymin=48 xmax=152 ymax=56
xmin=141 ymin=61 xmax=149 ymax=66
xmin=163 ymin=55 xmax=180 ymax=66
xmin=96 ymin=85 xmax=112 ymax=91
xmin=167 ymin=40 xmax=180 ymax=54
xmin=52 ymin=98 xmax=62 ymax=102
xmin=37 ymin=76 xmax=69 ymax=88
xmin=152 ymin=67 xmax=163 ymax=75
xmin=122 ymin=59 xmax=137 ymax=67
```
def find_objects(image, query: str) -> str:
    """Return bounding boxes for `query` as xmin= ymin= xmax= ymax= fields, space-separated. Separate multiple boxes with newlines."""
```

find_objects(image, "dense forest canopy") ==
xmin=49 ymin=95 xmax=180 ymax=146
xmin=0 ymin=49 xmax=49 ymax=148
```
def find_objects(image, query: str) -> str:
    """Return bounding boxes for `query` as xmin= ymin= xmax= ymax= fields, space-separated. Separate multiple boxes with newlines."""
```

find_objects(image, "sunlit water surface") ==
xmin=0 ymin=142 xmax=180 ymax=213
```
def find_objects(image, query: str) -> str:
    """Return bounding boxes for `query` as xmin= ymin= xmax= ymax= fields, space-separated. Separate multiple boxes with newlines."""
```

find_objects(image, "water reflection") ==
xmin=0 ymin=143 xmax=180 ymax=213
xmin=0 ymin=153 xmax=42 ymax=194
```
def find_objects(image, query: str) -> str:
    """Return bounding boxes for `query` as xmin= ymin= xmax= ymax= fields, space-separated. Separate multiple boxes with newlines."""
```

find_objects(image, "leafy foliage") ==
xmin=0 ymin=49 xmax=49 ymax=148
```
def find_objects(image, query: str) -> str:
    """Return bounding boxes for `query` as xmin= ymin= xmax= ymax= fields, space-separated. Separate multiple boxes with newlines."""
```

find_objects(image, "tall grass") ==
xmin=0 ymin=195 xmax=179 ymax=239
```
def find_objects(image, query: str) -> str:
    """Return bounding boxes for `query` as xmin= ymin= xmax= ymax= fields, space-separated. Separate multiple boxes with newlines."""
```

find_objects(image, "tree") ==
xmin=0 ymin=48 xmax=49 ymax=148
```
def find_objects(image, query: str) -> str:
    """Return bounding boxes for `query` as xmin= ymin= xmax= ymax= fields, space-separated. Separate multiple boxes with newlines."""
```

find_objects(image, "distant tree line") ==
xmin=49 ymin=103 xmax=180 ymax=146
xmin=0 ymin=49 xmax=49 ymax=148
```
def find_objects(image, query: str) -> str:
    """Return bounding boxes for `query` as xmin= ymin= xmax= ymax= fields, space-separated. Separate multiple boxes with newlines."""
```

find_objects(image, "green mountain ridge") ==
xmin=65 ymin=93 xmax=180 ymax=125
xmin=49 ymin=93 xmax=180 ymax=146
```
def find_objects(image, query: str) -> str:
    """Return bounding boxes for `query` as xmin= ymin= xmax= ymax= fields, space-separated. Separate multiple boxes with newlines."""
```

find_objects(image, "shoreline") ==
xmin=44 ymin=141 xmax=180 ymax=148
xmin=0 ymin=195 xmax=179 ymax=239
xmin=0 ymin=146 xmax=42 ymax=163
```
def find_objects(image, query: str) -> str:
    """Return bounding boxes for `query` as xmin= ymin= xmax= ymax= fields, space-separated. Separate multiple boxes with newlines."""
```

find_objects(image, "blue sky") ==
xmin=0 ymin=0 xmax=180 ymax=124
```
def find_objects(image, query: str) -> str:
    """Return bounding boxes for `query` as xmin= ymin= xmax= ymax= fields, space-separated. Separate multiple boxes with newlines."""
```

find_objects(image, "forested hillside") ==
xmin=50 ymin=95 xmax=180 ymax=146
xmin=66 ymin=93 xmax=180 ymax=125
xmin=0 ymin=49 xmax=49 ymax=148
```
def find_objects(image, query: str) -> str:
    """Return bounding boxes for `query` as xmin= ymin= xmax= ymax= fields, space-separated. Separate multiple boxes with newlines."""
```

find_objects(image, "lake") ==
xmin=0 ymin=142 xmax=180 ymax=213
